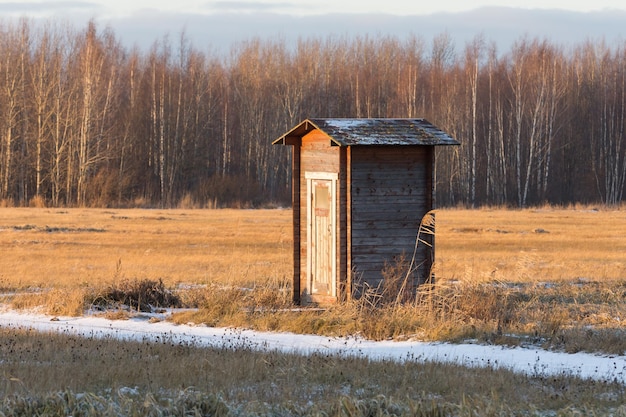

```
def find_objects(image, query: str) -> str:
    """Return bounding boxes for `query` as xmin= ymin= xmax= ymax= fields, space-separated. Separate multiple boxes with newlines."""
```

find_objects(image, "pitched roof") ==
xmin=273 ymin=118 xmax=460 ymax=146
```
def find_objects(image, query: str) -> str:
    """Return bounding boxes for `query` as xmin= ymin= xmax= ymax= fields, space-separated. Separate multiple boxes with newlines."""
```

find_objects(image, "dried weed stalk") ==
xmin=93 ymin=278 xmax=182 ymax=312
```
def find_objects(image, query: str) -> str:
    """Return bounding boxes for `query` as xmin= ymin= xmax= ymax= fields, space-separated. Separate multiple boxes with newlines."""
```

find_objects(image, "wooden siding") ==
xmin=339 ymin=148 xmax=348 ymax=301
xmin=349 ymin=146 xmax=434 ymax=292
xmin=299 ymin=130 xmax=343 ymax=304
xmin=292 ymin=144 xmax=301 ymax=303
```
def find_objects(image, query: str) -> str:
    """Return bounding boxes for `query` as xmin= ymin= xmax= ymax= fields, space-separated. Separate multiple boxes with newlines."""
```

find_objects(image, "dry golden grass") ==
xmin=4 ymin=207 xmax=626 ymax=414
xmin=1 ymin=206 xmax=623 ymax=290
xmin=0 ymin=208 xmax=291 ymax=290
xmin=2 ymin=206 xmax=626 ymax=353
xmin=436 ymin=206 xmax=626 ymax=284
xmin=1 ymin=327 xmax=624 ymax=415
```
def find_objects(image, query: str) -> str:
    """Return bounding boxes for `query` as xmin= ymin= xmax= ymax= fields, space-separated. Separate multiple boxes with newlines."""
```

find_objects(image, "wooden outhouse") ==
xmin=273 ymin=118 xmax=459 ymax=305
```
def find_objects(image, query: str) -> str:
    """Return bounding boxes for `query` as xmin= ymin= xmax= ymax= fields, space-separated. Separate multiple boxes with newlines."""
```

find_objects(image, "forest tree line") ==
xmin=0 ymin=18 xmax=624 ymax=208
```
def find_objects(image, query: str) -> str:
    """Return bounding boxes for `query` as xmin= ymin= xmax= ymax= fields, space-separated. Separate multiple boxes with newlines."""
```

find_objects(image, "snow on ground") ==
xmin=1 ymin=309 xmax=625 ymax=385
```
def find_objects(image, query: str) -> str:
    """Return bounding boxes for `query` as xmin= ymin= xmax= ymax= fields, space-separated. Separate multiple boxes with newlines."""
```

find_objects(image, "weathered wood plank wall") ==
xmin=349 ymin=146 xmax=433 ymax=291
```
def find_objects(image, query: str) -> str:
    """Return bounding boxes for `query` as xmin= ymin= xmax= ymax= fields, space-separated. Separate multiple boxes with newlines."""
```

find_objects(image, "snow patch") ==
xmin=1 ymin=310 xmax=625 ymax=384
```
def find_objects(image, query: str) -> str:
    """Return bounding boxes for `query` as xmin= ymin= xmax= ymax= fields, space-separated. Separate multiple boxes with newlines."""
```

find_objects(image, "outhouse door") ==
xmin=306 ymin=172 xmax=337 ymax=298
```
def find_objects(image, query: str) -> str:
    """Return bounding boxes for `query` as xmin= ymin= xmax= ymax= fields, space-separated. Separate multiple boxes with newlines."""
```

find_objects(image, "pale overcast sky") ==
xmin=0 ymin=1 xmax=625 ymax=52
xmin=2 ymin=0 xmax=626 ymax=18
xmin=74 ymin=0 xmax=626 ymax=16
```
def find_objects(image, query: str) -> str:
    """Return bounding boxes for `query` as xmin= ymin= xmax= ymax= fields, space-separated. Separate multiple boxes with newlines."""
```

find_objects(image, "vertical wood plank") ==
xmin=346 ymin=146 xmax=352 ymax=301
xmin=292 ymin=144 xmax=301 ymax=303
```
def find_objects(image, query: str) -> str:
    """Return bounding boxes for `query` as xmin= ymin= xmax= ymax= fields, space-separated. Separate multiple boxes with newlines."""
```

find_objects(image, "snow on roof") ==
xmin=273 ymin=118 xmax=460 ymax=146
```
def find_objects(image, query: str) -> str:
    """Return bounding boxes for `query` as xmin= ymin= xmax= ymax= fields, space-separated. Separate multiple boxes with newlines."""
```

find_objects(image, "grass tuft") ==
xmin=11 ymin=288 xmax=88 ymax=316
xmin=93 ymin=278 xmax=182 ymax=312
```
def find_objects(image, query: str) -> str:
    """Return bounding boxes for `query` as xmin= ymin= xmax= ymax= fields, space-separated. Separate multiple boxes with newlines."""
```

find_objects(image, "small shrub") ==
xmin=177 ymin=193 xmax=199 ymax=209
xmin=94 ymin=278 xmax=182 ymax=312
xmin=28 ymin=195 xmax=46 ymax=208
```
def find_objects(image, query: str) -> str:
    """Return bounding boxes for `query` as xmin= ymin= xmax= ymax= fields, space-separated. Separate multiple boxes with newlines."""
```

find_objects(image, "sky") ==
xmin=0 ymin=1 xmax=625 ymax=53
xmin=2 ymin=0 xmax=625 ymax=18
xmin=1 ymin=308 xmax=625 ymax=385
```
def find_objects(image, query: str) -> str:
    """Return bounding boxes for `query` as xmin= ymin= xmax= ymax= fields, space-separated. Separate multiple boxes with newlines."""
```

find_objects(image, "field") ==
xmin=2 ymin=206 xmax=625 ymax=286
xmin=438 ymin=206 xmax=626 ymax=283
xmin=2 ymin=206 xmax=624 ymax=287
xmin=1 ymin=207 xmax=625 ymax=340
xmin=1 ymin=206 xmax=626 ymax=415
xmin=0 ymin=208 xmax=292 ymax=290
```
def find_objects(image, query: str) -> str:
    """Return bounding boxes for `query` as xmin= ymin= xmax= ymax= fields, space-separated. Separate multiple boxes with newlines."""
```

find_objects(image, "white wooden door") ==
xmin=312 ymin=180 xmax=332 ymax=295
xmin=306 ymin=172 xmax=337 ymax=298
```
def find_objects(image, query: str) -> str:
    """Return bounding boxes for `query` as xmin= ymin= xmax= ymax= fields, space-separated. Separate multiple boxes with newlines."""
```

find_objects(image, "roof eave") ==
xmin=273 ymin=118 xmax=460 ymax=147
xmin=273 ymin=119 xmax=343 ymax=146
